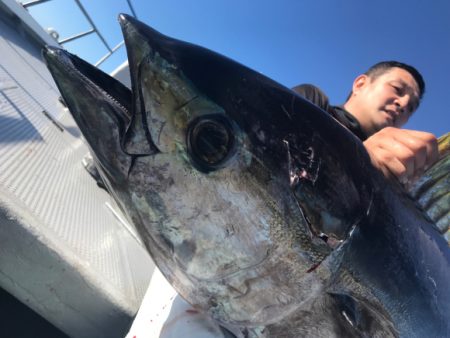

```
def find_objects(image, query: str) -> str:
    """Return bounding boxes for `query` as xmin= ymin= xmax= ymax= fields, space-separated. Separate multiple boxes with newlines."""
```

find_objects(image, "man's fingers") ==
xmin=363 ymin=127 xmax=439 ymax=185
xmin=382 ymin=140 xmax=415 ymax=182
xmin=402 ymin=129 xmax=439 ymax=169
xmin=374 ymin=141 xmax=414 ymax=183
xmin=370 ymin=147 xmax=409 ymax=183
xmin=391 ymin=132 xmax=428 ymax=178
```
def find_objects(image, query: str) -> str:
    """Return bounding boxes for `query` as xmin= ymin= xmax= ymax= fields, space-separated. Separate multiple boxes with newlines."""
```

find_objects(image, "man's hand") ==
xmin=363 ymin=127 xmax=439 ymax=187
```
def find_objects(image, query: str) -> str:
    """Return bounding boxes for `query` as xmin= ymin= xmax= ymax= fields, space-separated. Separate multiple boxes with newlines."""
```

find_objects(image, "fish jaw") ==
xmin=42 ymin=46 xmax=132 ymax=186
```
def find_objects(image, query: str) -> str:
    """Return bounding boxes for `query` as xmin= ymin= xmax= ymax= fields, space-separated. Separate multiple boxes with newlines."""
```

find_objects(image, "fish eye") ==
xmin=187 ymin=114 xmax=236 ymax=172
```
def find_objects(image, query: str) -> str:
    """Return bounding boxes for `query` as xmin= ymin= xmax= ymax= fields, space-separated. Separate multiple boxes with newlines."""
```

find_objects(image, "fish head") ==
xmin=42 ymin=46 xmax=135 ymax=211
xmin=43 ymin=15 xmax=374 ymax=326
xmin=118 ymin=12 xmax=374 ymax=242
xmin=118 ymin=13 xmax=375 ymax=325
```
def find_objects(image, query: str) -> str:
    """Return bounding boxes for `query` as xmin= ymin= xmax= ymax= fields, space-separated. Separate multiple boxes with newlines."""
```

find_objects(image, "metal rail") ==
xmin=126 ymin=0 xmax=138 ymax=19
xmin=95 ymin=41 xmax=125 ymax=67
xmin=58 ymin=29 xmax=95 ymax=44
xmin=21 ymin=0 xmax=52 ymax=7
xmin=21 ymin=0 xmax=136 ymax=68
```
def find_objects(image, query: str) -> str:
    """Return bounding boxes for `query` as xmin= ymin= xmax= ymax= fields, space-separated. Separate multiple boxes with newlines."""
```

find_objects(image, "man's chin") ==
xmin=372 ymin=121 xmax=392 ymax=134
xmin=381 ymin=111 xmax=396 ymax=127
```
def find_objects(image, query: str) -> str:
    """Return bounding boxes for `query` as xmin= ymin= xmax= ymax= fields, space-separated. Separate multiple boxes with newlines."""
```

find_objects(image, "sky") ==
xmin=27 ymin=0 xmax=450 ymax=136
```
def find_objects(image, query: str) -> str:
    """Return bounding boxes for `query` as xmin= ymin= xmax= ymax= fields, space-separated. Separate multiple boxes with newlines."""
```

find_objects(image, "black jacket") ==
xmin=292 ymin=84 xmax=368 ymax=141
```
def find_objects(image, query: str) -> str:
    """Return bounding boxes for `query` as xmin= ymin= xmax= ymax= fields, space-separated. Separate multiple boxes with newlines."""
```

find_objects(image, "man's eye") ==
xmin=392 ymin=85 xmax=402 ymax=94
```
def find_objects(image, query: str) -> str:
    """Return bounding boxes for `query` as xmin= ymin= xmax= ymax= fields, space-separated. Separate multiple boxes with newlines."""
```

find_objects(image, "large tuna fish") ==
xmin=42 ymin=14 xmax=450 ymax=337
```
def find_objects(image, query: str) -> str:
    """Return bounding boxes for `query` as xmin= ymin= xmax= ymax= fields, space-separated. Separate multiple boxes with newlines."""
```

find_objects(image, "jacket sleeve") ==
xmin=291 ymin=84 xmax=331 ymax=113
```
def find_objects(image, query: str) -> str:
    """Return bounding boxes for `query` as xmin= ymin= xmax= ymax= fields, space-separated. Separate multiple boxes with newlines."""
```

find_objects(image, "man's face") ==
xmin=350 ymin=67 xmax=420 ymax=135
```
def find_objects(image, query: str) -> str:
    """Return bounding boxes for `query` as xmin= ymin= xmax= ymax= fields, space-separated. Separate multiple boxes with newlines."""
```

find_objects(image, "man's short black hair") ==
xmin=345 ymin=61 xmax=426 ymax=104
xmin=365 ymin=61 xmax=425 ymax=99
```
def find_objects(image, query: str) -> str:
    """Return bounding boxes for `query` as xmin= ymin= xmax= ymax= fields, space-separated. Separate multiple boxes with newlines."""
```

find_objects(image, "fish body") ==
xmin=408 ymin=133 xmax=450 ymax=240
xmin=43 ymin=14 xmax=450 ymax=337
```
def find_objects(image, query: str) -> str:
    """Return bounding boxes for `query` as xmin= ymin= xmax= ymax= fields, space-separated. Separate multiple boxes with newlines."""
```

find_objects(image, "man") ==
xmin=292 ymin=61 xmax=438 ymax=187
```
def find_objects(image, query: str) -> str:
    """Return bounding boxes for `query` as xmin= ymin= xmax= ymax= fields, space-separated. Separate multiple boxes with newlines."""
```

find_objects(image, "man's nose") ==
xmin=394 ymin=95 xmax=410 ymax=114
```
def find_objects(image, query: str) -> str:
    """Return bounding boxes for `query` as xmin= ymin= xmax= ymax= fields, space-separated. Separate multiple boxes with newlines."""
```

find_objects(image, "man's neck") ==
xmin=342 ymin=101 xmax=374 ymax=137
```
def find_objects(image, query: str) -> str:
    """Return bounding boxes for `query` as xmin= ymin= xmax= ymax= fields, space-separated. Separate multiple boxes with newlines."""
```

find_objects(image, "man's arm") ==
xmin=363 ymin=127 xmax=439 ymax=187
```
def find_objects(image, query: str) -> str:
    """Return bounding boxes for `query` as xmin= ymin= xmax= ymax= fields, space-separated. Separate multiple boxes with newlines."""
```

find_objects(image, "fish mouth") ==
xmin=42 ymin=46 xmax=132 ymax=134
xmin=42 ymin=45 xmax=134 ymax=182
xmin=42 ymin=46 xmax=132 ymax=119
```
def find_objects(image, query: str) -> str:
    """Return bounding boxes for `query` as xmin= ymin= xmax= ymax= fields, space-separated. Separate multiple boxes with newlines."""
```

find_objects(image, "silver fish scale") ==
xmin=246 ymin=153 xmax=332 ymax=267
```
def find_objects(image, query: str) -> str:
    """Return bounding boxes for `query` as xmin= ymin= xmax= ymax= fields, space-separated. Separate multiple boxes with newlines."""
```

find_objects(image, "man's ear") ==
xmin=352 ymin=74 xmax=369 ymax=95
